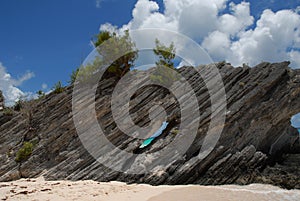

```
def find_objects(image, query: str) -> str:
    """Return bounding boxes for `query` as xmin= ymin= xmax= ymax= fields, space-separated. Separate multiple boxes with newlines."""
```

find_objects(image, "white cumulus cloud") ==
xmin=202 ymin=31 xmax=231 ymax=59
xmin=99 ymin=0 xmax=300 ymax=68
xmin=0 ymin=62 xmax=34 ymax=106
xmin=228 ymin=9 xmax=300 ymax=67
xmin=218 ymin=2 xmax=254 ymax=37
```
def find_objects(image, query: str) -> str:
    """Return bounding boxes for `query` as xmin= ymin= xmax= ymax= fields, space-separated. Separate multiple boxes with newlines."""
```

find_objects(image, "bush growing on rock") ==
xmin=71 ymin=57 xmax=103 ymax=85
xmin=69 ymin=68 xmax=79 ymax=85
xmin=52 ymin=81 xmax=64 ymax=94
xmin=150 ymin=39 xmax=178 ymax=87
xmin=36 ymin=90 xmax=45 ymax=99
xmin=15 ymin=142 xmax=34 ymax=162
xmin=69 ymin=31 xmax=138 ymax=85
xmin=153 ymin=39 xmax=176 ymax=69
xmin=93 ymin=30 xmax=138 ymax=79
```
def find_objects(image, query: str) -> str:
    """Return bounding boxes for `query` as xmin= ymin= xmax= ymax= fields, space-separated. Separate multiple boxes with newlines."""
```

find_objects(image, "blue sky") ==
xmin=0 ymin=0 xmax=139 ymax=94
xmin=0 ymin=0 xmax=300 ymax=106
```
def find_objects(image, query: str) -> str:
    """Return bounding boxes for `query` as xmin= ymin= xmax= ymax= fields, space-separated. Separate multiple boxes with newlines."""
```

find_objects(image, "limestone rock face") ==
xmin=0 ymin=62 xmax=299 ymax=189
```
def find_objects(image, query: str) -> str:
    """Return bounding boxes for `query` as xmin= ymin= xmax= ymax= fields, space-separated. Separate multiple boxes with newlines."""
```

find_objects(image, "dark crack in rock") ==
xmin=0 ymin=61 xmax=299 ymax=189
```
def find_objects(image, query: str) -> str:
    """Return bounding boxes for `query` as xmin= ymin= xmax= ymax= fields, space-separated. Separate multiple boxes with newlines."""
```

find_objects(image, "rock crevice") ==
xmin=0 ymin=62 xmax=299 ymax=189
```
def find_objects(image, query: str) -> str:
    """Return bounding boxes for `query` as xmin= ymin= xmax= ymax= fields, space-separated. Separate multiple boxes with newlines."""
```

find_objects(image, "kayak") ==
xmin=139 ymin=137 xmax=155 ymax=149
xmin=139 ymin=121 xmax=169 ymax=149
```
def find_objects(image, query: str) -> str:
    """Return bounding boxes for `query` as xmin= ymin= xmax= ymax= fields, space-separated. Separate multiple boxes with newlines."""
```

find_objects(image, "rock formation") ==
xmin=0 ymin=62 xmax=299 ymax=189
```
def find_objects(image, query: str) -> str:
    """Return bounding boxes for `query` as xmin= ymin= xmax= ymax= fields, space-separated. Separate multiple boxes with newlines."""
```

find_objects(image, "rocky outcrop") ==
xmin=0 ymin=62 xmax=299 ymax=189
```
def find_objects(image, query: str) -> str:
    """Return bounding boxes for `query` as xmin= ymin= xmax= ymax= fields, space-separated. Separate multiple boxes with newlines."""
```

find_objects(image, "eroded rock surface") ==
xmin=0 ymin=62 xmax=299 ymax=189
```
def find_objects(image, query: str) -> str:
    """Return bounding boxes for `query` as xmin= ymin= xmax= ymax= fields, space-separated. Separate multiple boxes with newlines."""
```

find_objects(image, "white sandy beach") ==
xmin=0 ymin=177 xmax=299 ymax=201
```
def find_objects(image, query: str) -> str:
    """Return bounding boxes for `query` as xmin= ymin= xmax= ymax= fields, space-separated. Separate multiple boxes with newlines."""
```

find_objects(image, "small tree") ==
xmin=15 ymin=142 xmax=34 ymax=162
xmin=36 ymin=90 xmax=45 ymax=99
xmin=93 ymin=30 xmax=138 ymax=78
xmin=69 ymin=68 xmax=79 ymax=85
xmin=153 ymin=39 xmax=176 ymax=69
xmin=151 ymin=39 xmax=178 ymax=86
xmin=69 ymin=30 xmax=138 ymax=85
xmin=94 ymin=31 xmax=111 ymax=47
xmin=52 ymin=81 xmax=64 ymax=94
xmin=70 ymin=57 xmax=104 ymax=86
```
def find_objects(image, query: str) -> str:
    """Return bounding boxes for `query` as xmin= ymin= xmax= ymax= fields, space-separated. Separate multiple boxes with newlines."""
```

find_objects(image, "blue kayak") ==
xmin=139 ymin=137 xmax=155 ymax=149
xmin=139 ymin=121 xmax=169 ymax=149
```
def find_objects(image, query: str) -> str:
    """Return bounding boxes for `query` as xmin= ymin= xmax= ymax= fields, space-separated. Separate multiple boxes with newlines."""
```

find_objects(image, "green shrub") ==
xmin=69 ymin=30 xmax=138 ymax=85
xmin=94 ymin=30 xmax=138 ymax=78
xmin=15 ymin=142 xmax=33 ymax=162
xmin=153 ymin=39 xmax=176 ymax=69
xmin=76 ymin=58 xmax=102 ymax=85
xmin=52 ymin=81 xmax=64 ymax=94
xmin=36 ymin=90 xmax=45 ymax=99
xmin=68 ymin=57 xmax=103 ymax=86
xmin=171 ymin=129 xmax=179 ymax=135
xmin=150 ymin=39 xmax=178 ymax=87
xmin=69 ymin=68 xmax=79 ymax=85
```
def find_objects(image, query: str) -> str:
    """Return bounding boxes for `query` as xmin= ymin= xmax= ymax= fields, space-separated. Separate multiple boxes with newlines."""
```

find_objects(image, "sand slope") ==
xmin=0 ymin=177 xmax=299 ymax=201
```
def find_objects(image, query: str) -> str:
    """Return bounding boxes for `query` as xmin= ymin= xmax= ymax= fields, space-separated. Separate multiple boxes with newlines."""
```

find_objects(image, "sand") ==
xmin=0 ymin=177 xmax=299 ymax=201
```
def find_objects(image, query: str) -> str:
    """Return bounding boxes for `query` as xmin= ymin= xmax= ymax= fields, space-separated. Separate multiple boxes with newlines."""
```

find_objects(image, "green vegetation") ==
xmin=69 ymin=68 xmax=79 ymax=85
xmin=93 ymin=30 xmax=138 ymax=78
xmin=150 ymin=39 xmax=178 ymax=86
xmin=52 ymin=81 xmax=64 ymax=94
xmin=94 ymin=31 xmax=111 ymax=47
xmin=36 ymin=90 xmax=45 ymax=99
xmin=73 ymin=57 xmax=102 ymax=85
xmin=171 ymin=128 xmax=179 ymax=135
xmin=15 ymin=142 xmax=34 ymax=162
xmin=70 ymin=30 xmax=138 ymax=85
xmin=153 ymin=39 xmax=176 ymax=68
